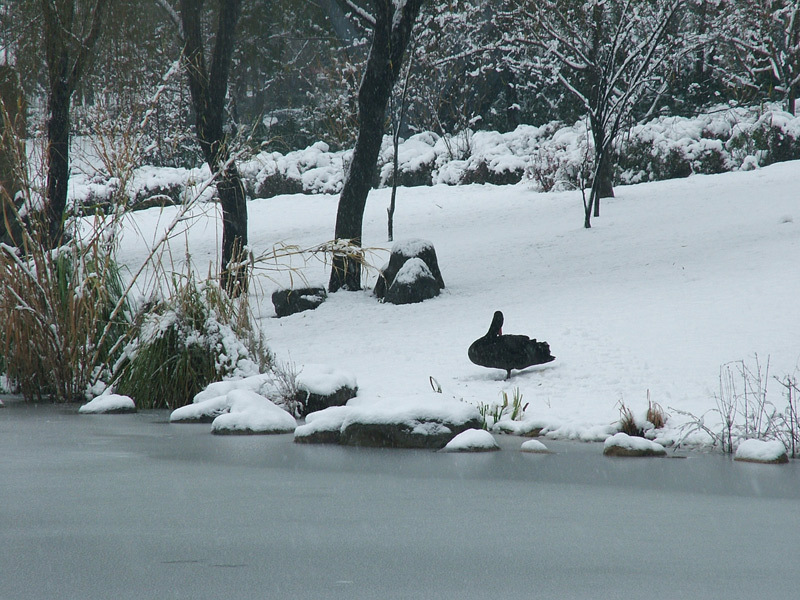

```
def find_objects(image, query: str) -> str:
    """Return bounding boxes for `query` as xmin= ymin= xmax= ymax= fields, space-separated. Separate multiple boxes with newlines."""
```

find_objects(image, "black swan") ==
xmin=468 ymin=311 xmax=555 ymax=379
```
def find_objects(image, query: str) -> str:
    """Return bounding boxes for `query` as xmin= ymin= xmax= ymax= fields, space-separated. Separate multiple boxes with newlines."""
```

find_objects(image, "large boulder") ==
xmin=272 ymin=286 xmax=327 ymax=317
xmin=375 ymin=239 xmax=445 ymax=304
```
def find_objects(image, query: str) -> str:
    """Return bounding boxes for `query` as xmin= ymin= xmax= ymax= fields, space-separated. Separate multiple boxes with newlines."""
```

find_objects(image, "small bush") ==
xmin=114 ymin=271 xmax=271 ymax=410
xmin=478 ymin=387 xmax=528 ymax=430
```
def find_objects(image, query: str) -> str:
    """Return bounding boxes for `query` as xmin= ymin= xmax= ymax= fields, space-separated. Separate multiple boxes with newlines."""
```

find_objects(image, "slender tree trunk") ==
xmin=180 ymin=0 xmax=248 ymax=295
xmin=329 ymin=0 xmax=425 ymax=292
xmin=44 ymin=78 xmax=71 ymax=244
xmin=216 ymin=163 xmax=248 ymax=292
xmin=589 ymin=117 xmax=614 ymax=220
xmin=388 ymin=130 xmax=398 ymax=242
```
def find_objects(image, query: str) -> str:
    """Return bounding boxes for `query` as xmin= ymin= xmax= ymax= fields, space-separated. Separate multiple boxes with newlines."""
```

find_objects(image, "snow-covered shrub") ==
xmin=526 ymin=122 xmax=592 ymax=191
xmin=0 ymin=224 xmax=129 ymax=402
xmin=240 ymin=142 xmax=346 ymax=198
xmin=114 ymin=273 xmax=271 ymax=410
xmin=378 ymin=132 xmax=440 ymax=187
xmin=460 ymin=157 xmax=525 ymax=185
xmin=750 ymin=111 xmax=800 ymax=166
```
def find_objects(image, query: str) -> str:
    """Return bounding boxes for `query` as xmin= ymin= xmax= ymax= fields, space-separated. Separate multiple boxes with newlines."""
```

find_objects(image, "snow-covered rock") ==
xmin=211 ymin=390 xmax=296 ymax=435
xmin=79 ymin=394 xmax=136 ymax=414
xmin=375 ymin=238 xmax=445 ymax=303
xmin=603 ymin=433 xmax=667 ymax=457
xmin=520 ymin=439 xmax=551 ymax=454
xmin=441 ymin=428 xmax=500 ymax=452
xmin=295 ymin=393 xmax=482 ymax=449
xmin=294 ymin=364 xmax=358 ymax=416
xmin=385 ymin=258 xmax=441 ymax=305
xmin=734 ymin=439 xmax=789 ymax=464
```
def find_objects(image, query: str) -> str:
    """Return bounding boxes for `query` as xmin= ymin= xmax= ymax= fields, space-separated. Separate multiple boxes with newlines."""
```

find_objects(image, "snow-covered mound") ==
xmin=520 ymin=439 xmax=551 ymax=454
xmin=210 ymin=389 xmax=296 ymax=435
xmin=734 ymin=439 xmax=789 ymax=464
xmin=79 ymin=394 xmax=136 ymax=414
xmin=441 ymin=428 xmax=500 ymax=452
xmin=171 ymin=373 xmax=278 ymax=423
xmin=603 ymin=433 xmax=667 ymax=457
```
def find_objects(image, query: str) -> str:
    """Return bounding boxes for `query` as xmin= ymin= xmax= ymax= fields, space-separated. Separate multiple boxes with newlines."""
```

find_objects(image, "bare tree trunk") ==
xmin=0 ymin=65 xmax=26 ymax=245
xmin=329 ymin=0 xmax=425 ymax=292
xmin=40 ymin=0 xmax=110 ymax=246
xmin=180 ymin=0 xmax=248 ymax=295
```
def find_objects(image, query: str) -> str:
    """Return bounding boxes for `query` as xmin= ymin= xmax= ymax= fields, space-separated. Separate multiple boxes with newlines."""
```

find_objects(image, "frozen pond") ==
xmin=1 ymin=400 xmax=798 ymax=600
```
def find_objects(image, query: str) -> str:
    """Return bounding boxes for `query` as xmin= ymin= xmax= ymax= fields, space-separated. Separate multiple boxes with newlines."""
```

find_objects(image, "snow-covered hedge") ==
xmin=67 ymin=105 xmax=800 ymax=211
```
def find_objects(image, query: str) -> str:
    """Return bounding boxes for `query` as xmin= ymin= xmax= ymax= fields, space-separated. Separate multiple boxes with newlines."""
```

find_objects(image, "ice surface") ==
xmin=3 ymin=405 xmax=799 ymax=600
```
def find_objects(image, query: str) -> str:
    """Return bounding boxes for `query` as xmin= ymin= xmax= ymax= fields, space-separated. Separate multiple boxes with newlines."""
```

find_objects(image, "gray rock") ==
xmin=293 ymin=428 xmax=342 ymax=445
xmin=272 ymin=286 xmax=327 ymax=317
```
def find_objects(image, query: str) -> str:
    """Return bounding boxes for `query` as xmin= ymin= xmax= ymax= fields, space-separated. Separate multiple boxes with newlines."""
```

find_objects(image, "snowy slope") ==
xmin=117 ymin=160 xmax=800 ymax=444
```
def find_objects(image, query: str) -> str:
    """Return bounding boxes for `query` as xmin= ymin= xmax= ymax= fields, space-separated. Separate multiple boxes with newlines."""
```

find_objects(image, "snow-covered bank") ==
xmin=116 ymin=158 xmax=800 ymax=449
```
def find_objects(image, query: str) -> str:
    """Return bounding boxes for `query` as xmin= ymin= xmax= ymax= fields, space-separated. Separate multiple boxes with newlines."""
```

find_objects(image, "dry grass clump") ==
xmin=0 ymin=221 xmax=129 ymax=402
xmin=617 ymin=392 xmax=669 ymax=437
xmin=617 ymin=400 xmax=645 ymax=437
xmin=646 ymin=397 xmax=667 ymax=430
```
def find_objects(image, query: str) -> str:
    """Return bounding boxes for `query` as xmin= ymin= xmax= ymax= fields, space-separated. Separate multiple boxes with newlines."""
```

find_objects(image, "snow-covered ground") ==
xmin=115 ymin=159 xmax=800 ymax=448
